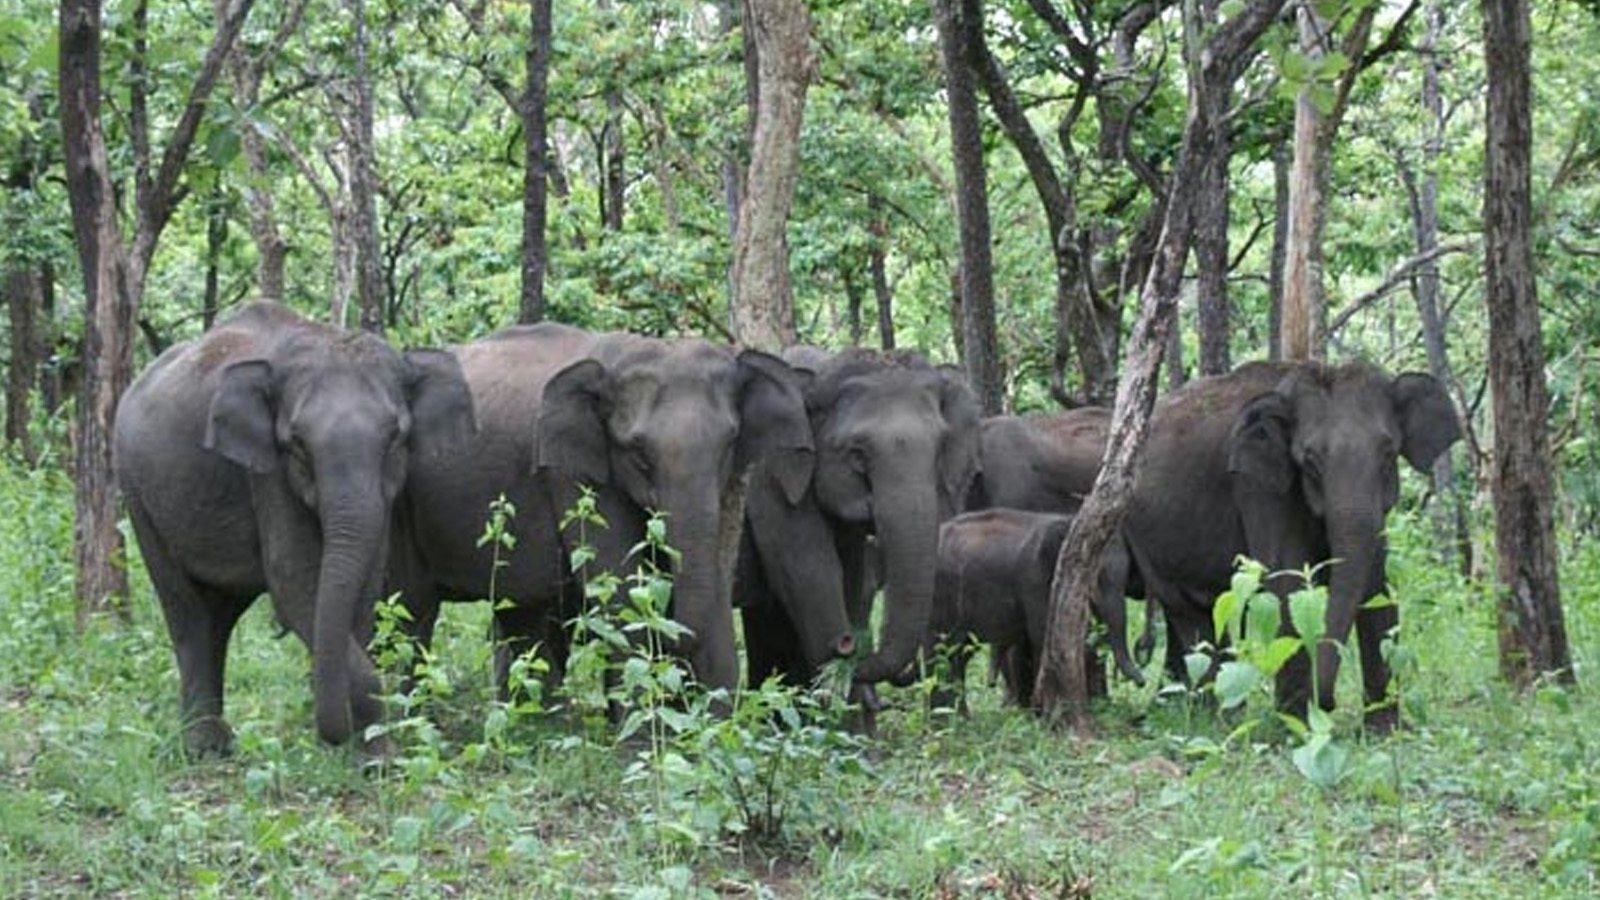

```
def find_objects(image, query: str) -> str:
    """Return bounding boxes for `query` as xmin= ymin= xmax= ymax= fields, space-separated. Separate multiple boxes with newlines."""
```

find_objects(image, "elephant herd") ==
xmin=113 ymin=301 xmax=1460 ymax=759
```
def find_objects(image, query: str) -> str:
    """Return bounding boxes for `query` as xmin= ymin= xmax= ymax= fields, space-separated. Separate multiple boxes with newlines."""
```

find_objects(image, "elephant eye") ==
xmin=629 ymin=445 xmax=654 ymax=476
xmin=846 ymin=445 xmax=870 ymax=475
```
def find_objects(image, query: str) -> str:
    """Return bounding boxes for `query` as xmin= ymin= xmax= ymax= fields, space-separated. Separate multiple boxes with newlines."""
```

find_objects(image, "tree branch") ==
xmin=1327 ymin=240 xmax=1472 ymax=335
xmin=132 ymin=0 xmax=258 ymax=271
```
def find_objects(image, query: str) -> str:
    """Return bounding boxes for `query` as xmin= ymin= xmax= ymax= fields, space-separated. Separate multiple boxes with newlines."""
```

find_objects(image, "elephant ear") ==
xmin=402 ymin=348 xmax=477 ymax=461
xmin=1392 ymin=372 xmax=1462 ymax=473
xmin=936 ymin=367 xmax=983 ymax=512
xmin=1227 ymin=391 xmax=1296 ymax=494
xmin=205 ymin=359 xmax=280 ymax=475
xmin=735 ymin=349 xmax=815 ymax=505
xmin=536 ymin=358 xmax=612 ymax=484
xmin=1034 ymin=516 xmax=1073 ymax=578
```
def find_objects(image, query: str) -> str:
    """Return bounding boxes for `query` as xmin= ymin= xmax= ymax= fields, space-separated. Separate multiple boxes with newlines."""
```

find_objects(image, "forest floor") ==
xmin=1 ymin=461 xmax=1597 ymax=899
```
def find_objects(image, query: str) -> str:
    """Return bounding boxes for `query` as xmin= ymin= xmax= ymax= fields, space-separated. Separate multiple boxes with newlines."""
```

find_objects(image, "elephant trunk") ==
xmin=312 ymin=484 xmax=388 ymax=746
xmin=661 ymin=486 xmax=740 ymax=694
xmin=852 ymin=474 xmax=940 ymax=685
xmin=1315 ymin=505 xmax=1385 ymax=711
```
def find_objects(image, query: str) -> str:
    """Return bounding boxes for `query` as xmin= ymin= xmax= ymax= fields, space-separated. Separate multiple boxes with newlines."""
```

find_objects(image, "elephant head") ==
xmin=534 ymin=336 xmax=816 ymax=692
xmin=204 ymin=332 xmax=475 ymax=745
xmin=801 ymin=351 xmax=982 ymax=685
xmin=1226 ymin=363 xmax=1460 ymax=713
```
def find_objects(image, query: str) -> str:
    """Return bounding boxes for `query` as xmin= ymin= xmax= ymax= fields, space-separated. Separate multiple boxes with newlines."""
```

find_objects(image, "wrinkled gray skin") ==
xmin=114 ymin=302 xmax=475 ymax=758
xmin=738 ymin=349 xmax=982 ymax=704
xmin=391 ymin=324 xmax=844 ymax=697
xmin=966 ymin=407 xmax=1148 ymax=684
xmin=893 ymin=508 xmax=1135 ymax=711
xmin=1126 ymin=361 xmax=1460 ymax=730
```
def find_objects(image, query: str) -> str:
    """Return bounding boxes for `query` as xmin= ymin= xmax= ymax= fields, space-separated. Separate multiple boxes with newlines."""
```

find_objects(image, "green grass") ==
xmin=2 ymin=460 xmax=1597 ymax=899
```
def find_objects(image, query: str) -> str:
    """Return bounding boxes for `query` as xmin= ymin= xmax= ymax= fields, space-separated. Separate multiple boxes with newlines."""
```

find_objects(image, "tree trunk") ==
xmin=202 ymin=182 xmax=227 ymax=329
xmin=935 ymin=0 xmax=1003 ymax=415
xmin=61 ymin=0 xmax=137 ymax=618
xmin=1482 ymin=0 xmax=1573 ymax=687
xmin=5 ymin=145 xmax=45 ymax=462
xmin=1410 ymin=0 xmax=1470 ymax=574
xmin=1194 ymin=143 xmax=1231 ymax=375
xmin=517 ymin=0 xmax=552 ymax=324
xmin=221 ymin=0 xmax=304 ymax=302
xmin=729 ymin=0 xmax=810 ymax=352
xmin=1034 ymin=0 xmax=1287 ymax=725
xmin=603 ymin=87 xmax=626 ymax=234
xmin=345 ymin=0 xmax=383 ymax=334
xmin=60 ymin=0 xmax=255 ymax=620
xmin=869 ymin=197 xmax=896 ymax=350
xmin=1268 ymin=138 xmax=1289 ymax=360
xmin=1279 ymin=6 xmax=1328 ymax=362
xmin=964 ymin=0 xmax=1104 ymax=408
xmin=718 ymin=0 xmax=748 ymax=254
xmin=4 ymin=264 xmax=42 ymax=462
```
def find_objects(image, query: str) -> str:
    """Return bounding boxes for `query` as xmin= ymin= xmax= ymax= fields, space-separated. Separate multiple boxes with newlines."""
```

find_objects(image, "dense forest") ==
xmin=3 ymin=1 xmax=1599 ymax=897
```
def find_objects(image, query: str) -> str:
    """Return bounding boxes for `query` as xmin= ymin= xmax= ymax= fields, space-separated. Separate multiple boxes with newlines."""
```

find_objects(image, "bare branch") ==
xmin=1327 ymin=240 xmax=1473 ymax=335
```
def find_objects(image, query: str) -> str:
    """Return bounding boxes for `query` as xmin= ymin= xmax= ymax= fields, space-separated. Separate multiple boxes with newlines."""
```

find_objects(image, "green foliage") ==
xmin=1 ymin=458 xmax=1598 ymax=896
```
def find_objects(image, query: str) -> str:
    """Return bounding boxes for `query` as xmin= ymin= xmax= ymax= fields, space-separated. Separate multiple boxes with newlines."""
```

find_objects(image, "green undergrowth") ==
xmin=1 ymin=461 xmax=1597 ymax=898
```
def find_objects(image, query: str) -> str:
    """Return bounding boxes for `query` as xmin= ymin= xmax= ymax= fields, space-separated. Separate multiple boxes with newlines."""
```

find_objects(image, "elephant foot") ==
xmin=848 ymin=682 xmax=881 ymax=736
xmin=182 ymin=717 xmax=236 ymax=760
xmin=356 ymin=731 xmax=398 ymax=769
xmin=1362 ymin=701 xmax=1401 ymax=738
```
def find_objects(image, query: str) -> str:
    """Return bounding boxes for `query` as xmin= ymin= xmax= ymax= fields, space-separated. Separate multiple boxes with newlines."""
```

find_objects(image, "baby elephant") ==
xmin=897 ymin=508 xmax=1142 ymax=711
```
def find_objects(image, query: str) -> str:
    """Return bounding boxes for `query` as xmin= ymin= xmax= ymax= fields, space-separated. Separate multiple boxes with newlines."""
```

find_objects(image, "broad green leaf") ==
xmin=1214 ymin=661 xmax=1264 ymax=710
xmin=1290 ymin=587 xmax=1328 ymax=645
xmin=1259 ymin=636 xmax=1303 ymax=676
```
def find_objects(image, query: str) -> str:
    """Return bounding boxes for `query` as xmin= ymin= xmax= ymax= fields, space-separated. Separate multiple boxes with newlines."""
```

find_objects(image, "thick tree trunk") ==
xmin=935 ymin=0 xmax=1003 ymax=414
xmin=1482 ymin=0 xmax=1573 ymax=687
xmin=345 ymin=0 xmax=383 ymax=334
xmin=1268 ymin=139 xmax=1289 ymax=360
xmin=1194 ymin=146 xmax=1231 ymax=375
xmin=61 ymin=0 xmax=137 ymax=618
xmin=60 ymin=0 xmax=255 ymax=620
xmin=519 ymin=0 xmax=552 ymax=324
xmin=1279 ymin=7 xmax=1327 ymax=362
xmin=730 ymin=0 xmax=810 ymax=352
xmin=1034 ymin=0 xmax=1287 ymax=724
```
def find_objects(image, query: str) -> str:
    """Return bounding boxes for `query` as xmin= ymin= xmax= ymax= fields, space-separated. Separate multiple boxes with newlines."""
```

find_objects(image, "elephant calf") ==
xmin=896 ymin=507 xmax=1141 ymax=712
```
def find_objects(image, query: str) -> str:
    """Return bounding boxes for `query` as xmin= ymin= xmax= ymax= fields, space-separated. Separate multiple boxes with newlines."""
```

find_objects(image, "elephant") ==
xmin=1124 ymin=360 xmax=1460 ymax=730
xmin=737 ymin=349 xmax=982 ymax=711
xmin=965 ymin=406 xmax=1152 ymax=684
xmin=113 ymin=301 xmax=475 ymax=758
xmin=389 ymin=323 xmax=853 ymax=699
xmin=891 ymin=508 xmax=1138 ymax=712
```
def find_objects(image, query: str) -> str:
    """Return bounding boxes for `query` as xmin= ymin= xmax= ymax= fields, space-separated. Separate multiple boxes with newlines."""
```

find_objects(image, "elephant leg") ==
xmin=492 ymin=601 xmax=561 ymax=702
xmin=737 ymin=518 xmax=813 ymax=687
xmin=129 ymin=504 xmax=248 ymax=758
xmin=836 ymin=526 xmax=874 ymax=648
xmin=1356 ymin=600 xmax=1399 ymax=734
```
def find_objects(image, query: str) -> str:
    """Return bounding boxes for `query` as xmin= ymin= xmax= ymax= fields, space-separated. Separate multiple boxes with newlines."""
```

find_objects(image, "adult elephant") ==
xmin=738 ymin=349 xmax=982 ymax=702
xmin=114 ymin=301 xmax=475 ymax=758
xmin=965 ymin=407 xmax=1149 ymax=685
xmin=1126 ymin=360 xmax=1460 ymax=730
xmin=392 ymin=324 xmax=850 ymax=697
